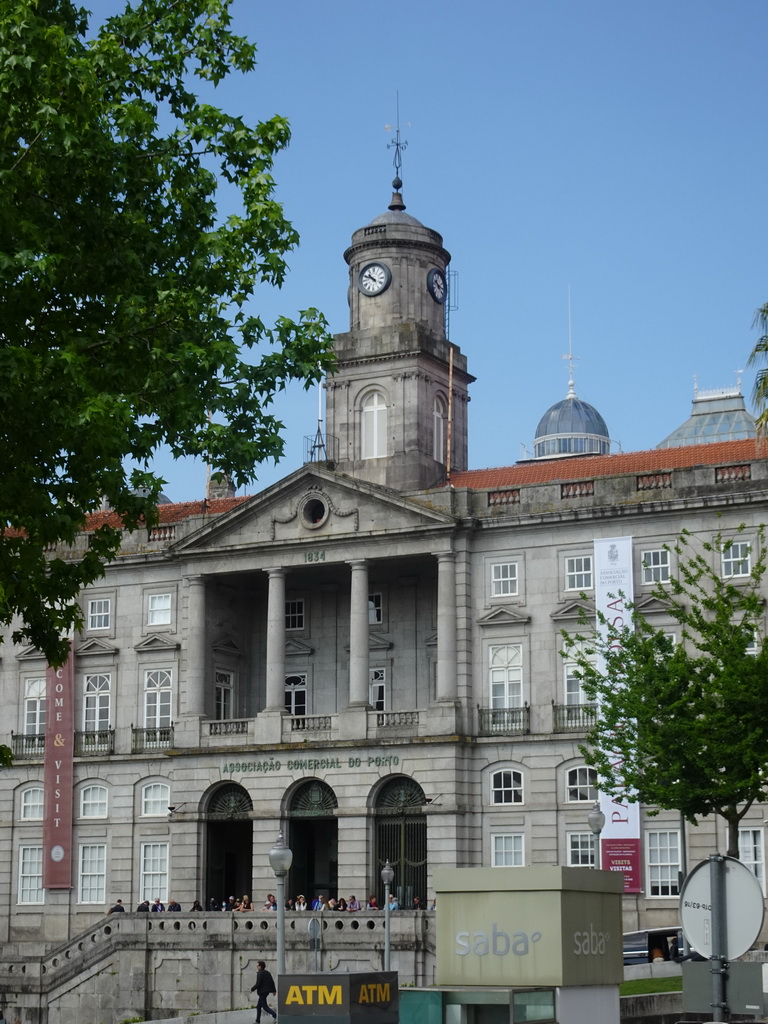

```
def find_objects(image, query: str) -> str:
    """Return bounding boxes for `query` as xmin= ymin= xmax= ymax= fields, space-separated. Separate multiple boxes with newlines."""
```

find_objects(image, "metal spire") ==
xmin=385 ymin=94 xmax=408 ymax=211
xmin=562 ymin=287 xmax=578 ymax=397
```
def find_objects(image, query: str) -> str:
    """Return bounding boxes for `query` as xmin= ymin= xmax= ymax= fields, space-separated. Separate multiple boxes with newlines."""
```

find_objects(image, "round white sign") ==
xmin=679 ymin=855 xmax=764 ymax=959
xmin=50 ymin=845 xmax=66 ymax=863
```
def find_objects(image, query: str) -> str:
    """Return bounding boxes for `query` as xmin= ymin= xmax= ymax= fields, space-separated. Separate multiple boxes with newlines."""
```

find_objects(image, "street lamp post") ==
xmin=381 ymin=860 xmax=394 ymax=972
xmin=268 ymin=830 xmax=293 ymax=977
xmin=587 ymin=801 xmax=606 ymax=870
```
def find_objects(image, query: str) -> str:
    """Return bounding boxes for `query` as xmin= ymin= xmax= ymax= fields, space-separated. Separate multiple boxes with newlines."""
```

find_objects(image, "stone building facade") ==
xmin=2 ymin=181 xmax=767 ymax=975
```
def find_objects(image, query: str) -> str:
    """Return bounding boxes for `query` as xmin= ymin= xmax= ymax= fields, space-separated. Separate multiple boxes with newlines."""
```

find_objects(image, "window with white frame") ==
xmin=140 ymin=841 xmax=169 ymax=901
xmin=144 ymin=668 xmax=172 ymax=728
xmin=141 ymin=782 xmax=170 ymax=817
xmin=284 ymin=673 xmax=307 ymax=715
xmin=565 ymin=555 xmax=593 ymax=591
xmin=721 ymin=540 xmax=751 ymax=578
xmin=489 ymin=644 xmax=523 ymax=709
xmin=368 ymin=593 xmax=383 ymax=624
xmin=84 ymin=673 xmax=111 ymax=731
xmin=80 ymin=784 xmax=108 ymax=818
xmin=18 ymin=846 xmax=43 ymax=904
xmin=21 ymin=787 xmax=44 ymax=820
xmin=492 ymin=833 xmax=524 ymax=866
xmin=369 ymin=668 xmax=386 ymax=710
xmin=566 ymin=766 xmax=598 ymax=803
xmin=88 ymin=597 xmax=111 ymax=630
xmin=641 ymin=548 xmax=670 ymax=584
xmin=566 ymin=832 xmax=597 ymax=867
xmin=563 ymin=642 xmax=594 ymax=706
xmin=739 ymin=827 xmax=765 ymax=891
xmin=78 ymin=844 xmax=106 ymax=904
xmin=646 ymin=829 xmax=680 ymax=896
xmin=285 ymin=599 xmax=304 ymax=630
xmin=491 ymin=562 xmax=518 ymax=598
xmin=147 ymin=592 xmax=172 ymax=626
xmin=24 ymin=677 xmax=46 ymax=735
xmin=214 ymin=670 xmax=233 ymax=720
xmin=490 ymin=769 xmax=524 ymax=804
xmin=361 ymin=391 xmax=387 ymax=460
xmin=433 ymin=395 xmax=447 ymax=464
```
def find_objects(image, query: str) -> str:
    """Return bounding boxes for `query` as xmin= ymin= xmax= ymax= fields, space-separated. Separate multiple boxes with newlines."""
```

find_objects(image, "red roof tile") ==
xmin=84 ymin=496 xmax=249 ymax=531
xmin=447 ymin=439 xmax=767 ymax=490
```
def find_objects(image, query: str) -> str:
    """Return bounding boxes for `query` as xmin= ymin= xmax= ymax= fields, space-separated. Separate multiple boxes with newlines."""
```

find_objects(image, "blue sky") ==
xmin=107 ymin=0 xmax=768 ymax=501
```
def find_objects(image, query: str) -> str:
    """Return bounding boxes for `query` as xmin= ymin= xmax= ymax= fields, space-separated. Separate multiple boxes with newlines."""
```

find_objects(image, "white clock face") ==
xmin=358 ymin=263 xmax=391 ymax=296
xmin=428 ymin=268 xmax=447 ymax=304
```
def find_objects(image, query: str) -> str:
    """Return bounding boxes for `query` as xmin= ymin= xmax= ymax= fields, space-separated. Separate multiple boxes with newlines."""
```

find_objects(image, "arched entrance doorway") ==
xmin=374 ymin=776 xmax=427 ymax=908
xmin=288 ymin=780 xmax=338 ymax=900
xmin=204 ymin=783 xmax=253 ymax=906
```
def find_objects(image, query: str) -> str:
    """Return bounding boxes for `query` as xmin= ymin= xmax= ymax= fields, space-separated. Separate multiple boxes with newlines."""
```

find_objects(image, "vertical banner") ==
xmin=594 ymin=537 xmax=642 ymax=892
xmin=43 ymin=644 xmax=75 ymax=888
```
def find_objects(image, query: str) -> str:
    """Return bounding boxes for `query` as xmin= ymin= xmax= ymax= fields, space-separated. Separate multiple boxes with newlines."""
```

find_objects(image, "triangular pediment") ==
xmin=632 ymin=595 xmax=676 ymax=616
xmin=286 ymin=637 xmax=315 ymax=657
xmin=343 ymin=633 xmax=393 ymax=654
xmin=211 ymin=636 xmax=242 ymax=658
xmin=76 ymin=636 xmax=119 ymax=657
xmin=551 ymin=601 xmax=595 ymax=622
xmin=16 ymin=644 xmax=46 ymax=662
xmin=135 ymin=634 xmax=181 ymax=653
xmin=477 ymin=607 xmax=531 ymax=627
xmin=172 ymin=465 xmax=456 ymax=556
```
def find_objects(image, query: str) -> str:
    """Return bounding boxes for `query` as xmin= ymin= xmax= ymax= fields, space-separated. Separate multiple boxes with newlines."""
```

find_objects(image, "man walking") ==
xmin=250 ymin=960 xmax=277 ymax=1022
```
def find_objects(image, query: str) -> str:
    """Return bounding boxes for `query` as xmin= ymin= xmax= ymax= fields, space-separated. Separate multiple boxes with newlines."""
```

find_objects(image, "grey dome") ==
xmin=367 ymin=209 xmax=425 ymax=229
xmin=534 ymin=384 xmax=611 ymax=459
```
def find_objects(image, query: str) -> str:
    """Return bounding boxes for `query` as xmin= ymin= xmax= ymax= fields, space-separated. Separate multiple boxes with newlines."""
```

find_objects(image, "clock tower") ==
xmin=325 ymin=176 xmax=473 ymax=492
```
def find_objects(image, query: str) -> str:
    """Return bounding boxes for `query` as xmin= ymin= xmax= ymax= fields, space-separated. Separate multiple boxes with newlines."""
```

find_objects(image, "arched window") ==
xmin=361 ymin=391 xmax=387 ymax=460
xmin=141 ymin=781 xmax=170 ymax=817
xmin=432 ymin=395 xmax=447 ymax=464
xmin=566 ymin=766 xmax=597 ymax=803
xmin=21 ymin=787 xmax=44 ymax=820
xmin=490 ymin=769 xmax=524 ymax=804
xmin=374 ymin=777 xmax=427 ymax=907
xmin=81 ymin=784 xmax=108 ymax=818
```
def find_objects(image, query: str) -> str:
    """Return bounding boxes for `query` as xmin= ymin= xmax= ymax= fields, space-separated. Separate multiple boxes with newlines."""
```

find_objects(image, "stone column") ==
xmin=436 ymin=552 xmax=457 ymax=701
xmin=264 ymin=568 xmax=286 ymax=711
xmin=184 ymin=576 xmax=206 ymax=715
xmin=348 ymin=560 xmax=370 ymax=706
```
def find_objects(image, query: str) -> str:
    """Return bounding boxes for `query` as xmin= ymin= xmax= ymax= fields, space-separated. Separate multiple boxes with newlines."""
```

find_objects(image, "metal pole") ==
xmin=384 ymin=879 xmax=391 ymax=972
xmin=709 ymin=854 xmax=728 ymax=1021
xmin=276 ymin=872 xmax=286 ymax=976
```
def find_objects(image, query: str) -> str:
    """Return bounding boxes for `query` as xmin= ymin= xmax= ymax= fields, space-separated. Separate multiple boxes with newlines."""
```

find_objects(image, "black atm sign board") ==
xmin=279 ymin=972 xmax=398 ymax=1024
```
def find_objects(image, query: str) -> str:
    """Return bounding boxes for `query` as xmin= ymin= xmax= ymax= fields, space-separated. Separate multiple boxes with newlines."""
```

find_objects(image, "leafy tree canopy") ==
xmin=750 ymin=303 xmax=768 ymax=431
xmin=562 ymin=527 xmax=768 ymax=858
xmin=0 ymin=0 xmax=334 ymax=666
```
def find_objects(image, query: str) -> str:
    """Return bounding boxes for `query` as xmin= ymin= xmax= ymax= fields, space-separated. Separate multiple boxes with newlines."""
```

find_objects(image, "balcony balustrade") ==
xmin=552 ymin=702 xmax=597 ymax=732
xmin=477 ymin=705 xmax=530 ymax=736
xmin=132 ymin=725 xmax=174 ymax=753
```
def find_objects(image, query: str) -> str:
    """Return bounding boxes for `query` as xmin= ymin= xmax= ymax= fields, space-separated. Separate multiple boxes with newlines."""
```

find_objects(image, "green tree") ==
xmin=562 ymin=528 xmax=768 ymax=858
xmin=0 ymin=0 xmax=334 ymax=666
xmin=750 ymin=302 xmax=768 ymax=430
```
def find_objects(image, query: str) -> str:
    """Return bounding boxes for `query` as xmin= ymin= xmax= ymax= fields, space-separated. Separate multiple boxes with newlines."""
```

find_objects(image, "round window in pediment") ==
xmin=300 ymin=494 xmax=329 ymax=530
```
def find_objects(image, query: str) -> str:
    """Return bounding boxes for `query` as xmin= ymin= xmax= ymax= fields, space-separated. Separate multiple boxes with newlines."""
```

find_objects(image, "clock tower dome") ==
xmin=325 ymin=175 xmax=473 ymax=492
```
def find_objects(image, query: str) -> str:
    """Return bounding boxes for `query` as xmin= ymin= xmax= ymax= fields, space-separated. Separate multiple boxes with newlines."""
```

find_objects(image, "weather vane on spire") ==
xmin=385 ymin=93 xmax=409 ymax=192
xmin=562 ymin=287 xmax=578 ymax=397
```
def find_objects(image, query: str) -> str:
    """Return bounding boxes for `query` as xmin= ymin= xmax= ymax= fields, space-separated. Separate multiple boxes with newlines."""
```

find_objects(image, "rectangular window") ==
xmin=491 ymin=562 xmax=518 ymax=597
xmin=285 ymin=599 xmax=304 ymax=630
xmin=84 ymin=673 xmax=111 ymax=731
xmin=144 ymin=668 xmax=172 ymax=728
xmin=721 ymin=540 xmax=751 ymax=578
xmin=492 ymin=834 xmax=524 ymax=867
xmin=24 ymin=677 xmax=46 ymax=735
xmin=565 ymin=555 xmax=593 ymax=591
xmin=368 ymin=593 xmax=383 ymax=624
xmin=79 ymin=844 xmax=106 ymax=904
xmin=140 ymin=842 xmax=169 ymax=902
xmin=641 ymin=549 xmax=670 ymax=584
xmin=739 ymin=828 xmax=765 ymax=892
xmin=88 ymin=598 xmax=111 ymax=630
xmin=647 ymin=830 xmax=680 ymax=897
xmin=148 ymin=593 xmax=172 ymax=626
xmin=285 ymin=673 xmax=307 ymax=716
xmin=214 ymin=670 xmax=233 ymax=720
xmin=489 ymin=644 xmax=523 ymax=708
xmin=19 ymin=846 xmax=43 ymax=904
xmin=566 ymin=832 xmax=596 ymax=867
xmin=370 ymin=668 xmax=386 ymax=710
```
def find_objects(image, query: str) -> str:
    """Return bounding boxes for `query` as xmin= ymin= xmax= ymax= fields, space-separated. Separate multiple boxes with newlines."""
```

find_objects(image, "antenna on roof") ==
xmin=562 ymin=286 xmax=578 ymax=397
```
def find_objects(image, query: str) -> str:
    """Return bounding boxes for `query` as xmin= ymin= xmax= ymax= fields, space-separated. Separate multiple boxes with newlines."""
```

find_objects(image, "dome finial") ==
xmin=385 ymin=93 xmax=408 ymax=211
xmin=562 ymin=286 xmax=578 ymax=397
